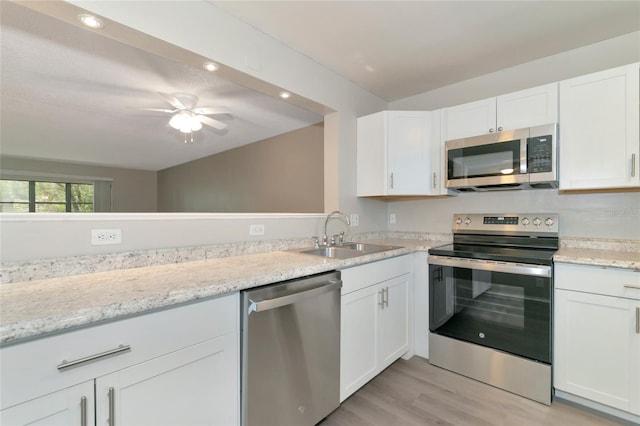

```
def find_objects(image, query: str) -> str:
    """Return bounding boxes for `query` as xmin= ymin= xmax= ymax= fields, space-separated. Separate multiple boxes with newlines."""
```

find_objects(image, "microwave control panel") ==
xmin=527 ymin=136 xmax=553 ymax=173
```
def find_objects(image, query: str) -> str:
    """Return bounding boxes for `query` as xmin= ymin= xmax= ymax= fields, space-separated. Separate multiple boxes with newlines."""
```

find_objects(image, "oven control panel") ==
xmin=452 ymin=213 xmax=559 ymax=235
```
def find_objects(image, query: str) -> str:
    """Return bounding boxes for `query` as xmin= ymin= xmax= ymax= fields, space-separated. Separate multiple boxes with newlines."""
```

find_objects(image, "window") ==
xmin=0 ymin=179 xmax=94 ymax=212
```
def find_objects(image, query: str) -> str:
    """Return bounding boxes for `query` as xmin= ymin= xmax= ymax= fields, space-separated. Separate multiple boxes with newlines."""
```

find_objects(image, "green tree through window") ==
xmin=0 ymin=180 xmax=94 ymax=212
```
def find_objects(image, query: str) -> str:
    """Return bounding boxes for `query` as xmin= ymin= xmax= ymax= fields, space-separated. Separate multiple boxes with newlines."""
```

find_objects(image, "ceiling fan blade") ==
xmin=194 ymin=106 xmax=232 ymax=115
xmin=158 ymin=92 xmax=186 ymax=110
xmin=143 ymin=108 xmax=177 ymax=113
xmin=198 ymin=115 xmax=227 ymax=130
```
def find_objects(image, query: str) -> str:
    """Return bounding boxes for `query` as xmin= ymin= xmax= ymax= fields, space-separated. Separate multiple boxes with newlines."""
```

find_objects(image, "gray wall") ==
xmin=0 ymin=156 xmax=158 ymax=212
xmin=157 ymin=123 xmax=324 ymax=213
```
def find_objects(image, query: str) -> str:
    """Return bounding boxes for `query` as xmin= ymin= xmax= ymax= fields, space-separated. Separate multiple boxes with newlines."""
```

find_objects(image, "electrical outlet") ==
xmin=350 ymin=213 xmax=359 ymax=227
xmin=389 ymin=213 xmax=397 ymax=225
xmin=249 ymin=224 xmax=265 ymax=236
xmin=91 ymin=229 xmax=122 ymax=245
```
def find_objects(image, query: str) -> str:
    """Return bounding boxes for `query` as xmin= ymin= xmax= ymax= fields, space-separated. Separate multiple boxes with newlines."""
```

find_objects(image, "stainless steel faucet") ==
xmin=323 ymin=211 xmax=350 ymax=245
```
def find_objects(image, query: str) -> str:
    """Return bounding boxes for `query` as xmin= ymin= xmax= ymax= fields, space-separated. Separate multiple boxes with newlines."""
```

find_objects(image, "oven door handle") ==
xmin=428 ymin=255 xmax=551 ymax=277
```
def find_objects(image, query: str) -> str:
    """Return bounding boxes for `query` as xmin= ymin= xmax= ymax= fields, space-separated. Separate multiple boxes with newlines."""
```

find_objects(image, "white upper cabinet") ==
xmin=357 ymin=110 xmax=436 ymax=196
xmin=443 ymin=98 xmax=496 ymax=141
xmin=559 ymin=63 xmax=640 ymax=190
xmin=443 ymin=83 xmax=558 ymax=141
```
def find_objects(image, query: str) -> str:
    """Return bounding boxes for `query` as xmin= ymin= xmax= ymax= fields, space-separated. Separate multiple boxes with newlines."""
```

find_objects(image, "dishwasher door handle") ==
xmin=248 ymin=280 xmax=342 ymax=314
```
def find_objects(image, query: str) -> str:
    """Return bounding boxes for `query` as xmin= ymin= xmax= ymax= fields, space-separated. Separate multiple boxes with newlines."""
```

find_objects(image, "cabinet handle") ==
xmin=489 ymin=128 xmax=495 ymax=133
xmin=80 ymin=396 xmax=87 ymax=426
xmin=624 ymin=284 xmax=640 ymax=290
xmin=432 ymin=172 xmax=437 ymax=189
xmin=57 ymin=344 xmax=131 ymax=371
xmin=497 ymin=126 xmax=503 ymax=131
xmin=390 ymin=172 xmax=394 ymax=189
xmin=632 ymin=154 xmax=637 ymax=178
xmin=636 ymin=307 xmax=640 ymax=334
xmin=378 ymin=289 xmax=384 ymax=309
xmin=108 ymin=387 xmax=116 ymax=426
xmin=383 ymin=287 xmax=389 ymax=308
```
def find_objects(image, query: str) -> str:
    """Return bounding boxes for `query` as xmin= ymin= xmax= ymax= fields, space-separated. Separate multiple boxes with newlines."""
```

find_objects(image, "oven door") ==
xmin=428 ymin=255 xmax=552 ymax=364
xmin=445 ymin=128 xmax=529 ymax=189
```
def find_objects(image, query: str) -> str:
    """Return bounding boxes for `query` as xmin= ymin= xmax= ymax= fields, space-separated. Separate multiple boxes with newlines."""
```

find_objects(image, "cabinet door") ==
xmin=340 ymin=284 xmax=380 ymax=402
xmin=444 ymin=98 xmax=496 ymax=140
xmin=356 ymin=111 xmax=387 ymax=196
xmin=559 ymin=63 xmax=640 ymax=190
xmin=387 ymin=111 xmax=430 ymax=195
xmin=555 ymin=290 xmax=640 ymax=414
xmin=378 ymin=275 xmax=410 ymax=369
xmin=429 ymin=109 xmax=447 ymax=195
xmin=496 ymin=83 xmax=558 ymax=130
xmin=96 ymin=334 xmax=239 ymax=426
xmin=0 ymin=381 xmax=94 ymax=426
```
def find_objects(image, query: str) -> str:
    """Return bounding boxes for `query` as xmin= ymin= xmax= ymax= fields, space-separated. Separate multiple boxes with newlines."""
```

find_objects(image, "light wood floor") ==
xmin=320 ymin=357 xmax=628 ymax=426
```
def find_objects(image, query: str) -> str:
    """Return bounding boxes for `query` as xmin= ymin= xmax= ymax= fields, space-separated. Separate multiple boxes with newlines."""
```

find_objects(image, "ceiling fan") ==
xmin=147 ymin=92 xmax=231 ymax=142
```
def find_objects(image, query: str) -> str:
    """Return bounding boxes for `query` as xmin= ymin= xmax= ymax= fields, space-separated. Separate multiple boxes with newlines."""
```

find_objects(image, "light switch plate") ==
xmin=350 ymin=214 xmax=359 ymax=227
xmin=389 ymin=213 xmax=397 ymax=224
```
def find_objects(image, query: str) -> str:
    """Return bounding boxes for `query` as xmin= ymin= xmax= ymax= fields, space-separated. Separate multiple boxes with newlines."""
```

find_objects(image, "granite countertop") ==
xmin=0 ymin=240 xmax=432 ymax=345
xmin=3 ymin=235 xmax=637 ymax=346
xmin=554 ymin=247 xmax=640 ymax=271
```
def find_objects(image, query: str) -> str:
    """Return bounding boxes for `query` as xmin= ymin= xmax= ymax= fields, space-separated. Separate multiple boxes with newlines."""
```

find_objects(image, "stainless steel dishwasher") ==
xmin=241 ymin=271 xmax=341 ymax=426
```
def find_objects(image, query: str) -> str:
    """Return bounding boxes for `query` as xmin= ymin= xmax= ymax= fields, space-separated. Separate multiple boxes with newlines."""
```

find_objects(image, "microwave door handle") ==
xmin=521 ymin=137 xmax=528 ymax=174
xmin=428 ymin=255 xmax=551 ymax=278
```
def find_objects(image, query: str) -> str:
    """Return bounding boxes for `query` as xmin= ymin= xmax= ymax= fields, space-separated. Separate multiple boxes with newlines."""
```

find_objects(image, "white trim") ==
xmin=0 ymin=212 xmax=327 ymax=222
xmin=0 ymin=169 xmax=114 ymax=183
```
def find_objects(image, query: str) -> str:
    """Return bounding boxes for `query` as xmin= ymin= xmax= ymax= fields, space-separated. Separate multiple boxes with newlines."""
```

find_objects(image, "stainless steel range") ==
xmin=428 ymin=213 xmax=559 ymax=405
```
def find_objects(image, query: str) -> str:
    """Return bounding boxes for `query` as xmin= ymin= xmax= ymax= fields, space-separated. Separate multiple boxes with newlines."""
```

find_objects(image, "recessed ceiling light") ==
xmin=279 ymin=91 xmax=291 ymax=99
xmin=78 ymin=14 xmax=103 ymax=29
xmin=203 ymin=62 xmax=219 ymax=72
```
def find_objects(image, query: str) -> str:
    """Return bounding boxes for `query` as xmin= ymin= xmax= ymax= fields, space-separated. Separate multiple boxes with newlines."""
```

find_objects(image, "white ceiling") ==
xmin=0 ymin=2 xmax=323 ymax=171
xmin=2 ymin=1 xmax=639 ymax=172
xmin=214 ymin=0 xmax=640 ymax=101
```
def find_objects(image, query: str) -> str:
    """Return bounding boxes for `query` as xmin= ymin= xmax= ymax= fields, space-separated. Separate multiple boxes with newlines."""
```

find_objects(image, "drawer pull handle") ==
xmin=57 ymin=344 xmax=131 ymax=371
xmin=80 ymin=396 xmax=87 ymax=426
xmin=624 ymin=284 xmax=640 ymax=290
xmin=108 ymin=387 xmax=116 ymax=426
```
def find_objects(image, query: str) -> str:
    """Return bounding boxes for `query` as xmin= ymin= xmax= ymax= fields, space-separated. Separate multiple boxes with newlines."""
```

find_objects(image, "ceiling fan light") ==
xmin=169 ymin=112 xmax=188 ymax=130
xmin=190 ymin=119 xmax=203 ymax=132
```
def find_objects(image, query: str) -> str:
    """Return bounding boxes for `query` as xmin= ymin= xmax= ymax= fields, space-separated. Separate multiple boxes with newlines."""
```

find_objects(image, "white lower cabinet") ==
xmin=0 ymin=293 xmax=239 ymax=426
xmin=0 ymin=381 xmax=94 ymax=426
xmin=340 ymin=255 xmax=412 ymax=401
xmin=554 ymin=263 xmax=640 ymax=416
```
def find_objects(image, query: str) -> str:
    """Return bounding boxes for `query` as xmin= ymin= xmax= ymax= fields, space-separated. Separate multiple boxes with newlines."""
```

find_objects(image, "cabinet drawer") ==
xmin=341 ymin=255 xmax=412 ymax=295
xmin=555 ymin=263 xmax=640 ymax=300
xmin=0 ymin=292 xmax=238 ymax=410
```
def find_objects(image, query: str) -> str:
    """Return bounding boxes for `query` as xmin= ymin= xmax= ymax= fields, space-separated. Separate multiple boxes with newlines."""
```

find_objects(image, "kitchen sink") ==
xmin=298 ymin=243 xmax=403 ymax=259
xmin=339 ymin=242 xmax=402 ymax=253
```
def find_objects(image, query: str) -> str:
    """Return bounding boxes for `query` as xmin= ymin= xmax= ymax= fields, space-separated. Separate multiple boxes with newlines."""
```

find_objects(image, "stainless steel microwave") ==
xmin=445 ymin=123 xmax=558 ymax=191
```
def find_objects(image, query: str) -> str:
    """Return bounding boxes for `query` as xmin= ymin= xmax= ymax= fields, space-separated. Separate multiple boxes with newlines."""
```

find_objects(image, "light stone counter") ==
xmin=1 ymin=244 xmax=426 ymax=345
xmin=9 ymin=232 xmax=637 ymax=346
xmin=554 ymin=237 xmax=640 ymax=271
xmin=554 ymin=247 xmax=640 ymax=271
